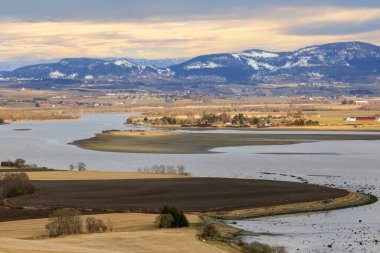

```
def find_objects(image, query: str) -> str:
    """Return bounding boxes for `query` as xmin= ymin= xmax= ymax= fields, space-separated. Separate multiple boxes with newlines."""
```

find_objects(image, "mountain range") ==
xmin=2 ymin=42 xmax=380 ymax=88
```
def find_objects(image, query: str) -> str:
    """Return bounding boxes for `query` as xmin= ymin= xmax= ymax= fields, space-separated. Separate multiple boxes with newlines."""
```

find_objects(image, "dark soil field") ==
xmin=5 ymin=178 xmax=349 ymax=221
xmin=0 ymin=206 xmax=52 ymax=222
xmin=71 ymin=132 xmax=380 ymax=154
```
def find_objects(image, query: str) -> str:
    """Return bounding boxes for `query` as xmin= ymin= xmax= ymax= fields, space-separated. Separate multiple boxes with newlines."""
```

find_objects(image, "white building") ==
xmin=345 ymin=117 xmax=356 ymax=122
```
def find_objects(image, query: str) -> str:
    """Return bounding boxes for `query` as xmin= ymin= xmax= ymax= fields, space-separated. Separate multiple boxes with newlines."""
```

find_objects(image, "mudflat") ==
xmin=71 ymin=131 xmax=380 ymax=154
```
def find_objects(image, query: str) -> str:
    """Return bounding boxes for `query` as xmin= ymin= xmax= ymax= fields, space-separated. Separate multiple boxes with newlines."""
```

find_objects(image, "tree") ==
xmin=218 ymin=113 xmax=230 ymax=124
xmin=202 ymin=113 xmax=218 ymax=123
xmin=305 ymin=120 xmax=319 ymax=126
xmin=160 ymin=206 xmax=189 ymax=228
xmin=14 ymin=158 xmax=26 ymax=168
xmin=250 ymin=117 xmax=260 ymax=125
xmin=232 ymin=113 xmax=245 ymax=125
xmin=293 ymin=119 xmax=305 ymax=126
xmin=69 ymin=164 xmax=75 ymax=171
xmin=77 ymin=162 xmax=87 ymax=171
xmin=0 ymin=172 xmax=35 ymax=199
xmin=176 ymin=165 xmax=186 ymax=175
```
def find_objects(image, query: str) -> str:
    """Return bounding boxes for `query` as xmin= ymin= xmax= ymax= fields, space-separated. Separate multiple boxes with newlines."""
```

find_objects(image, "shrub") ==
xmin=106 ymin=218 xmax=113 ymax=232
xmin=198 ymin=222 xmax=220 ymax=240
xmin=155 ymin=213 xmax=174 ymax=228
xmin=159 ymin=206 xmax=189 ymax=228
xmin=242 ymin=241 xmax=287 ymax=253
xmin=0 ymin=173 xmax=35 ymax=199
xmin=46 ymin=209 xmax=83 ymax=237
xmin=136 ymin=164 xmax=190 ymax=176
xmin=85 ymin=217 xmax=108 ymax=233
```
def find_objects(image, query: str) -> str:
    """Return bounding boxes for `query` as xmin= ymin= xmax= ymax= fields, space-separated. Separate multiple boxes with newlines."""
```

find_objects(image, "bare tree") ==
xmin=77 ymin=162 xmax=87 ymax=171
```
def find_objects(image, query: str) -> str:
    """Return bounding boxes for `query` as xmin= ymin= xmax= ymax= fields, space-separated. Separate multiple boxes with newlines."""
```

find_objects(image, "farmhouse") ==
xmin=345 ymin=116 xmax=378 ymax=123
xmin=354 ymin=100 xmax=369 ymax=105
xmin=1 ymin=161 xmax=14 ymax=167
xmin=345 ymin=117 xmax=356 ymax=122
xmin=39 ymin=103 xmax=50 ymax=108
xmin=356 ymin=117 xmax=376 ymax=122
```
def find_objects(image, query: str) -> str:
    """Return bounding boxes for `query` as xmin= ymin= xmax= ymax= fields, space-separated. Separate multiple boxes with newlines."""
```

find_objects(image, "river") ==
xmin=0 ymin=113 xmax=379 ymax=253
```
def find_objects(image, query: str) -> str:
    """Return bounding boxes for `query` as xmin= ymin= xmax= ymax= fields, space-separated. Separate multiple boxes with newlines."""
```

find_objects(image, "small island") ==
xmin=71 ymin=129 xmax=380 ymax=154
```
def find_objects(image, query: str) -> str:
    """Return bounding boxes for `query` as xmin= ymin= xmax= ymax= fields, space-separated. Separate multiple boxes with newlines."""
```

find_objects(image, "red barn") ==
xmin=39 ymin=104 xmax=50 ymax=108
xmin=356 ymin=117 xmax=376 ymax=123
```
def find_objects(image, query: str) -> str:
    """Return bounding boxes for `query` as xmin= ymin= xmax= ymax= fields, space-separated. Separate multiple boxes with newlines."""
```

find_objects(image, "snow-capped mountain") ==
xmin=170 ymin=42 xmax=380 ymax=84
xmin=8 ymin=58 xmax=168 ymax=80
xmin=5 ymin=42 xmax=380 ymax=85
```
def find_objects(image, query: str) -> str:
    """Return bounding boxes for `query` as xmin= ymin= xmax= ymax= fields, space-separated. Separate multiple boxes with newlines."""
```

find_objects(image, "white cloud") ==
xmin=0 ymin=6 xmax=379 ymax=61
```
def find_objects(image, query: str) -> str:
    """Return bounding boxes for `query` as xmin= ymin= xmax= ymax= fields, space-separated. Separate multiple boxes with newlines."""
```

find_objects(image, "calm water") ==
xmin=0 ymin=113 xmax=379 ymax=253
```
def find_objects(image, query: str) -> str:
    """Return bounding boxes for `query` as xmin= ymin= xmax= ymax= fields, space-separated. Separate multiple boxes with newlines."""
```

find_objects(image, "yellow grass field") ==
xmin=25 ymin=171 xmax=186 ymax=181
xmin=0 ymin=213 xmax=236 ymax=253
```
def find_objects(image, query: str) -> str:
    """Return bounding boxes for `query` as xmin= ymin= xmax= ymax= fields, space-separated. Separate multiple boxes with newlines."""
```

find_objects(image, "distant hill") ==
xmin=0 ymin=71 xmax=9 ymax=77
xmin=4 ymin=42 xmax=380 ymax=86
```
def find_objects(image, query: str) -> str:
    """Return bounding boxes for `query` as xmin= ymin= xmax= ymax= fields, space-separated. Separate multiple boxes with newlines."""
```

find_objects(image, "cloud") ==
xmin=281 ymin=7 xmax=380 ymax=35
xmin=288 ymin=20 xmax=380 ymax=36
xmin=0 ymin=1 xmax=379 ymax=22
xmin=0 ymin=4 xmax=380 ymax=61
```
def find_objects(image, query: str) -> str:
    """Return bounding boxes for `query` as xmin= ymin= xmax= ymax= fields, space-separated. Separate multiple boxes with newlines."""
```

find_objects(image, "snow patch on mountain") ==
xmin=185 ymin=62 xmax=222 ymax=70
xmin=246 ymin=59 xmax=277 ymax=71
xmin=283 ymin=57 xmax=316 ymax=68
xmin=67 ymin=73 xmax=79 ymax=79
xmin=295 ymin=47 xmax=318 ymax=55
xmin=114 ymin=60 xmax=133 ymax=68
xmin=308 ymin=72 xmax=324 ymax=78
xmin=49 ymin=71 xmax=65 ymax=79
xmin=242 ymin=50 xmax=279 ymax=58
xmin=84 ymin=75 xmax=94 ymax=80
xmin=246 ymin=59 xmax=259 ymax=70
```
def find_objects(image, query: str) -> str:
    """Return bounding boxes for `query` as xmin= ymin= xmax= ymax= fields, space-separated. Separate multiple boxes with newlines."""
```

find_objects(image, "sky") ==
xmin=1 ymin=0 xmax=380 ymax=65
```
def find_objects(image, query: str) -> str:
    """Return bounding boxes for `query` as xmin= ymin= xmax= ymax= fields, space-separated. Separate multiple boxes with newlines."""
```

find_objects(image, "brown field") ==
xmin=72 ymin=131 xmax=380 ymax=154
xmin=7 ymin=178 xmax=349 ymax=217
xmin=0 ymin=108 xmax=80 ymax=121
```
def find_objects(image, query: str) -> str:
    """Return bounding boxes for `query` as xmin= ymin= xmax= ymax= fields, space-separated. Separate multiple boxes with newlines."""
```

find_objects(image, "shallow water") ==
xmin=0 ymin=114 xmax=379 ymax=252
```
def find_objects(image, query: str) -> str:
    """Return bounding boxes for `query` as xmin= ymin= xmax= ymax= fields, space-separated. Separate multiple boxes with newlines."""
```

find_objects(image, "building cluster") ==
xmin=344 ymin=116 xmax=380 ymax=123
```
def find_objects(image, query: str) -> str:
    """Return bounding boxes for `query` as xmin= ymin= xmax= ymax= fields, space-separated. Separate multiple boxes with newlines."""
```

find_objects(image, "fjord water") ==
xmin=0 ymin=113 xmax=379 ymax=253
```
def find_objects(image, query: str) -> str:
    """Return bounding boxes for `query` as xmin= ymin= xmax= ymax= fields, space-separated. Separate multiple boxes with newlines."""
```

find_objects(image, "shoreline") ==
xmin=1 ymin=109 xmax=380 ymax=132
xmin=150 ymin=124 xmax=380 ymax=132
xmin=207 ymin=192 xmax=377 ymax=220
